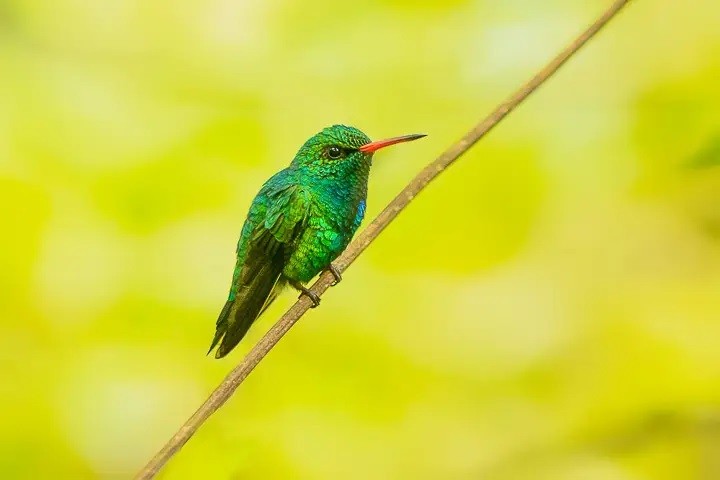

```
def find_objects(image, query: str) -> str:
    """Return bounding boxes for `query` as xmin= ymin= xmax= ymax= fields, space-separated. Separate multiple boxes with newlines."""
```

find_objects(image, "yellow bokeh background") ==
xmin=2 ymin=0 xmax=720 ymax=478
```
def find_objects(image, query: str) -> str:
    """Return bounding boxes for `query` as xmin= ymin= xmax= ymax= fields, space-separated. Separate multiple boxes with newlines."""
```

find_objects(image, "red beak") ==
xmin=358 ymin=133 xmax=426 ymax=153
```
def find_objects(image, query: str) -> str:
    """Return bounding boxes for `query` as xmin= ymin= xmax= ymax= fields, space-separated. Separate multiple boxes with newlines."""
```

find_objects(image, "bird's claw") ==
xmin=327 ymin=264 xmax=342 ymax=286
xmin=289 ymin=280 xmax=320 ymax=307
xmin=296 ymin=285 xmax=320 ymax=307
xmin=300 ymin=290 xmax=320 ymax=307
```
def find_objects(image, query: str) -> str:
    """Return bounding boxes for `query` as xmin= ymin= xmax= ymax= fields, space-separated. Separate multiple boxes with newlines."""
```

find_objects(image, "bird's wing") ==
xmin=246 ymin=183 xmax=311 ymax=274
xmin=210 ymin=182 xmax=310 ymax=358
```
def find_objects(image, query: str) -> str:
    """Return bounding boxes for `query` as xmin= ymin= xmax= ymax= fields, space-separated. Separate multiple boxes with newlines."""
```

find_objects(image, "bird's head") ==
xmin=291 ymin=124 xmax=425 ymax=176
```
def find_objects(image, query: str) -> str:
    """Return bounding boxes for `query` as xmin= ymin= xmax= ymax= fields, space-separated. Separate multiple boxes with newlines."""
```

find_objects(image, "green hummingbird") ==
xmin=209 ymin=125 xmax=425 ymax=358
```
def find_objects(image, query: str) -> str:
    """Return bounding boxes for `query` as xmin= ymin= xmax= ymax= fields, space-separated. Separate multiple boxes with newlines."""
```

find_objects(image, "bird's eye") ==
xmin=327 ymin=146 xmax=343 ymax=159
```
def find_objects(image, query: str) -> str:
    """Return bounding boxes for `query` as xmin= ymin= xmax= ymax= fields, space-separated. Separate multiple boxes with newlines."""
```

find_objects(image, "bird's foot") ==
xmin=327 ymin=263 xmax=342 ymax=286
xmin=291 ymin=281 xmax=320 ymax=307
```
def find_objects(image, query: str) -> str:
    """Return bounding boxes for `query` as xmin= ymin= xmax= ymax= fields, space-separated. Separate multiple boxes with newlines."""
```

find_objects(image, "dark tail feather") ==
xmin=209 ymin=261 xmax=283 ymax=359
xmin=206 ymin=300 xmax=234 ymax=355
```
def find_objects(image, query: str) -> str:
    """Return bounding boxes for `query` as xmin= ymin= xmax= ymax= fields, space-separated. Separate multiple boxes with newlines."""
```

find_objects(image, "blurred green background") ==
xmin=2 ymin=0 xmax=720 ymax=478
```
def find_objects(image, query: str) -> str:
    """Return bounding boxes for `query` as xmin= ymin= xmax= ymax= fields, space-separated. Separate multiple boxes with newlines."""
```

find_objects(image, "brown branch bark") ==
xmin=135 ymin=1 xmax=633 ymax=477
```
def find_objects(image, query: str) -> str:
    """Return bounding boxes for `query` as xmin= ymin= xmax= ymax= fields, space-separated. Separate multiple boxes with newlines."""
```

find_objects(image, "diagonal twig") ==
xmin=136 ymin=0 xmax=633 ymax=477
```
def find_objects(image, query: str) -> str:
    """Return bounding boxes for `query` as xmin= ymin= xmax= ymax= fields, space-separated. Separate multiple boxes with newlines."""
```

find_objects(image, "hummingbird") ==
xmin=208 ymin=125 xmax=425 ymax=358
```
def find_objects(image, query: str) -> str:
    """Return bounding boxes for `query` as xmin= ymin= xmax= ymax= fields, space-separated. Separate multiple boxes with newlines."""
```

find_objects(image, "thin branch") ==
xmin=136 ymin=1 xmax=632 ymax=477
